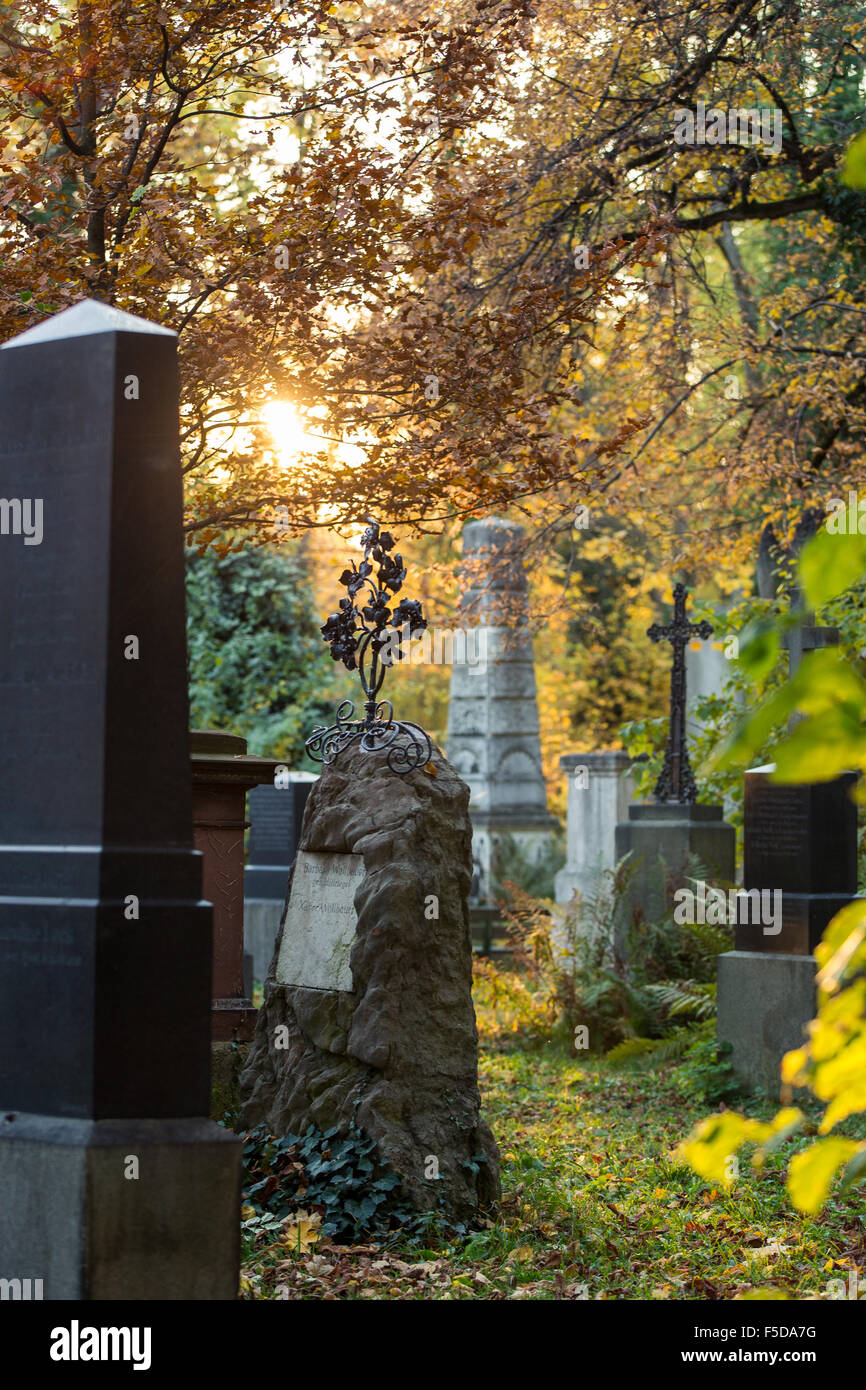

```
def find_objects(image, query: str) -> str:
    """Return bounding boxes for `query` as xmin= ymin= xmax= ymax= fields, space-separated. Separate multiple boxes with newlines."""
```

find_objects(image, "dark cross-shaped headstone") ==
xmin=756 ymin=509 xmax=839 ymax=726
xmin=784 ymin=572 xmax=838 ymax=679
xmin=782 ymin=568 xmax=839 ymax=731
xmin=785 ymin=617 xmax=839 ymax=732
xmin=647 ymin=581 xmax=713 ymax=803
xmin=786 ymin=621 xmax=839 ymax=676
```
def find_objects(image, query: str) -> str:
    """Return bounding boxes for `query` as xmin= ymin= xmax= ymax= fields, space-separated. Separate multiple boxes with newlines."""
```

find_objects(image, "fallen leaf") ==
xmin=281 ymin=1209 xmax=321 ymax=1255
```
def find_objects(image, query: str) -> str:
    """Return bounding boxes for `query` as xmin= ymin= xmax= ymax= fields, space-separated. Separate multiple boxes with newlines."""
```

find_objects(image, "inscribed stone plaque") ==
xmin=276 ymin=851 xmax=365 ymax=992
xmin=744 ymin=767 xmax=858 ymax=895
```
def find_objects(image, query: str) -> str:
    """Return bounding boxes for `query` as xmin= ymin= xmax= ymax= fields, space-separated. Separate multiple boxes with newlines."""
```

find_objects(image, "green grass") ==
xmin=241 ymin=1050 xmax=866 ymax=1300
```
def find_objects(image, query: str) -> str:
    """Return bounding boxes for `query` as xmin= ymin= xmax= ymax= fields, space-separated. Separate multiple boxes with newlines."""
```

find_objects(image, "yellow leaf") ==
xmin=506 ymin=1245 xmax=535 ymax=1264
xmin=678 ymin=1112 xmax=768 ymax=1184
xmin=781 ymin=1047 xmax=808 ymax=1084
xmin=281 ymin=1209 xmax=321 ymax=1254
xmin=787 ymin=1137 xmax=859 ymax=1215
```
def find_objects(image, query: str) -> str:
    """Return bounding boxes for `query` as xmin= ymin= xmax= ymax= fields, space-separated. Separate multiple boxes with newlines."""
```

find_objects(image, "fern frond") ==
xmin=647 ymin=1028 xmax=696 ymax=1064
xmin=644 ymin=980 xmax=716 ymax=1020
xmin=605 ymin=1036 xmax=662 ymax=1065
xmin=676 ymin=917 xmax=734 ymax=960
xmin=606 ymin=1026 xmax=698 ymax=1069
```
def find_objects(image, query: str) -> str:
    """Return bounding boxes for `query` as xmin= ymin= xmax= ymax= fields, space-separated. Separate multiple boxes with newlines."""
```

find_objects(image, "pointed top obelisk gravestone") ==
xmin=0 ymin=297 xmax=176 ymax=346
xmin=0 ymin=299 xmax=239 ymax=1298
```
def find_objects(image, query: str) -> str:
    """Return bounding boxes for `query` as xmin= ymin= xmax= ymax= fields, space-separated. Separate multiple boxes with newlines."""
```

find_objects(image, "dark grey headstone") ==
xmin=0 ymin=300 xmax=239 ymax=1298
xmin=0 ymin=300 xmax=210 ymax=1118
xmin=246 ymin=781 xmax=315 ymax=899
xmin=718 ymin=952 xmax=817 ymax=1094
xmin=614 ymin=802 xmax=736 ymax=928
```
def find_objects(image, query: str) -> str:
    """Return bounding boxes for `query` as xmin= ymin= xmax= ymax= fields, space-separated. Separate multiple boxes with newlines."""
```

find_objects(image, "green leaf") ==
xmin=786 ymin=648 xmax=866 ymax=721
xmin=773 ymin=708 xmax=866 ymax=782
xmin=799 ymin=527 xmax=866 ymax=610
xmin=737 ymin=618 xmax=780 ymax=683
xmin=841 ymin=129 xmax=866 ymax=190
xmin=839 ymin=1144 xmax=866 ymax=1195
xmin=708 ymin=681 xmax=796 ymax=771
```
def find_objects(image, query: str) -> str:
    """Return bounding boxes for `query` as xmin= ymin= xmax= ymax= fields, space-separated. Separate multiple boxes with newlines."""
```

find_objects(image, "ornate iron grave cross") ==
xmin=305 ymin=518 xmax=433 ymax=775
xmin=647 ymin=581 xmax=713 ymax=804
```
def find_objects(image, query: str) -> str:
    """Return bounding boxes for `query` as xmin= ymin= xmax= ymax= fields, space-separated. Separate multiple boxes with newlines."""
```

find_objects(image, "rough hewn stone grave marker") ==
xmin=241 ymin=522 xmax=499 ymax=1219
xmin=0 ymin=299 xmax=239 ymax=1299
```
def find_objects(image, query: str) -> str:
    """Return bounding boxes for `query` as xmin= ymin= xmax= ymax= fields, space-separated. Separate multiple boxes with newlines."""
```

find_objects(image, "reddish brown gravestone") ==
xmin=190 ymin=730 xmax=277 ymax=1041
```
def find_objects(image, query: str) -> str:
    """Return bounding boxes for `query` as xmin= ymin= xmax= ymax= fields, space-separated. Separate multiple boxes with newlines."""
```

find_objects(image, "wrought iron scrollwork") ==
xmin=305 ymin=519 xmax=433 ymax=775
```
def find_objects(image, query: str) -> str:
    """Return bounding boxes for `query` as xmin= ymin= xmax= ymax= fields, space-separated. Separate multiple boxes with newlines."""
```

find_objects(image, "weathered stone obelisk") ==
xmin=446 ymin=518 xmax=556 ymax=902
xmin=0 ymin=300 xmax=239 ymax=1299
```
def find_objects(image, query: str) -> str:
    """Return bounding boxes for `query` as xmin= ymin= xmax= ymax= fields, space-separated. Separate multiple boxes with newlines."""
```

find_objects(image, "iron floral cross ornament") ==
xmin=305 ymin=518 xmax=433 ymax=774
xmin=647 ymin=581 xmax=713 ymax=804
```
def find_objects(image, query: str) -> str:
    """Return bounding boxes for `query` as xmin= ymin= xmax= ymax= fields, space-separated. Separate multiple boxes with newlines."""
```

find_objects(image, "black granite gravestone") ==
xmin=737 ymin=767 xmax=859 ymax=954
xmin=244 ymin=776 xmax=316 ymax=983
xmin=0 ymin=300 xmax=239 ymax=1299
xmin=719 ymin=762 xmax=861 ymax=1092
xmin=246 ymin=781 xmax=315 ymax=898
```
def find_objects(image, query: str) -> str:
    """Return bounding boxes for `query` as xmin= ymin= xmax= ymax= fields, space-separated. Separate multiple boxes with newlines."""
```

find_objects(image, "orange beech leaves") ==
xmin=0 ymin=0 xmax=656 ymax=548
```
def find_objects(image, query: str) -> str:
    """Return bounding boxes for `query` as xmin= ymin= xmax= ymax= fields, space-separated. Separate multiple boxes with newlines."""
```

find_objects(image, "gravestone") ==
xmin=240 ymin=740 xmax=500 ymax=1219
xmin=739 ymin=768 xmax=858 ymax=954
xmin=717 ymin=615 xmax=860 ymax=1091
xmin=445 ymin=518 xmax=557 ymax=905
xmin=244 ymin=774 xmax=317 ymax=984
xmin=0 ymin=300 xmax=239 ymax=1299
xmin=555 ymin=751 xmax=637 ymax=910
xmin=615 ymin=583 xmax=735 ymax=923
xmin=189 ymin=729 xmax=277 ymax=1041
xmin=718 ymin=767 xmax=860 ymax=1092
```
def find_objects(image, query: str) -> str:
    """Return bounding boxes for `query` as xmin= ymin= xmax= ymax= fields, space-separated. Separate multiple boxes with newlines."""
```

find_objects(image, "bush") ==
xmin=472 ymin=856 xmax=731 ymax=1061
xmin=186 ymin=542 xmax=346 ymax=763
xmin=489 ymin=830 xmax=565 ymax=902
xmin=670 ymin=1024 xmax=740 ymax=1105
